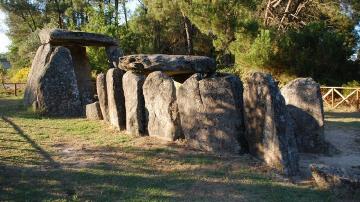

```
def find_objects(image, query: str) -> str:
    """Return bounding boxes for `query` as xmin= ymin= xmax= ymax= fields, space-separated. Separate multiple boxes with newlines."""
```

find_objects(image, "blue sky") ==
xmin=0 ymin=1 xmax=139 ymax=53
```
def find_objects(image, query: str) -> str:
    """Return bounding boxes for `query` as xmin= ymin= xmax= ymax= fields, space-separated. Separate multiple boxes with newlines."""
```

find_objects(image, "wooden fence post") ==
xmin=14 ymin=83 xmax=17 ymax=96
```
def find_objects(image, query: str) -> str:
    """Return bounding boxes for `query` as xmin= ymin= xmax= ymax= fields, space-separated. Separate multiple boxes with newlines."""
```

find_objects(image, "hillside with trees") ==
xmin=0 ymin=0 xmax=359 ymax=85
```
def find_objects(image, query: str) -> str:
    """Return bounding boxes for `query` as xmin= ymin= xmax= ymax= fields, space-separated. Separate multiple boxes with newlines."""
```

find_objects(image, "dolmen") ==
xmin=26 ymin=30 xmax=332 ymax=177
xmin=24 ymin=29 xmax=122 ymax=116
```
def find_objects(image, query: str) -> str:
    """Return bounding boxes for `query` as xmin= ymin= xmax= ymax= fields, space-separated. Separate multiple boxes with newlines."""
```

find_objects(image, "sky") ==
xmin=0 ymin=1 xmax=139 ymax=54
xmin=0 ymin=11 xmax=11 ymax=53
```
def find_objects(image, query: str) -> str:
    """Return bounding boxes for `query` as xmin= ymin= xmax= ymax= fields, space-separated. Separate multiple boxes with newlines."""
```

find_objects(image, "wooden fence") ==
xmin=1 ymin=83 xmax=26 ymax=96
xmin=320 ymin=86 xmax=360 ymax=110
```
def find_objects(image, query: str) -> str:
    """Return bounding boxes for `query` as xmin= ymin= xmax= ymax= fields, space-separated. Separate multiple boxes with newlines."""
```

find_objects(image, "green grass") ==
xmin=0 ymin=97 xmax=337 ymax=201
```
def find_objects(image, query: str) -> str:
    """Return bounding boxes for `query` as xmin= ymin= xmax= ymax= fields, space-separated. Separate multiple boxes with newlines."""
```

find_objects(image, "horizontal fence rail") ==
xmin=1 ymin=83 xmax=26 ymax=96
xmin=320 ymin=86 xmax=360 ymax=110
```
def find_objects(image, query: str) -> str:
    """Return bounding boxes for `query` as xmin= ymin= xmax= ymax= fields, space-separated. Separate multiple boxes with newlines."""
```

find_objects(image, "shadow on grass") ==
xmin=325 ymin=111 xmax=360 ymax=130
xmin=0 ymin=97 xmax=334 ymax=201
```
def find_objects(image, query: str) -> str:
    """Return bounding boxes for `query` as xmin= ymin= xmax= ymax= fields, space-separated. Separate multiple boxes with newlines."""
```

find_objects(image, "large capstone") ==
xmin=24 ymin=44 xmax=82 ymax=116
xmin=96 ymin=73 xmax=109 ymax=121
xmin=67 ymin=46 xmax=94 ymax=106
xmin=281 ymin=78 xmax=328 ymax=153
xmin=177 ymin=73 xmax=247 ymax=154
xmin=86 ymin=102 xmax=103 ymax=120
xmin=243 ymin=72 xmax=299 ymax=176
xmin=143 ymin=71 xmax=182 ymax=141
xmin=39 ymin=29 xmax=118 ymax=46
xmin=123 ymin=71 xmax=147 ymax=136
xmin=118 ymin=54 xmax=216 ymax=76
xmin=106 ymin=68 xmax=126 ymax=130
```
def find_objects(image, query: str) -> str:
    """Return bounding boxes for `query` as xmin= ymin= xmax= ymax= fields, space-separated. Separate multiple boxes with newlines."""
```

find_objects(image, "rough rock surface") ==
xmin=177 ymin=73 xmax=247 ymax=153
xmin=24 ymin=44 xmax=82 ymax=116
xmin=96 ymin=73 xmax=109 ymax=121
xmin=118 ymin=54 xmax=216 ymax=76
xmin=123 ymin=71 xmax=147 ymax=136
xmin=310 ymin=164 xmax=360 ymax=196
xmin=106 ymin=46 xmax=123 ymax=68
xmin=67 ymin=46 xmax=94 ymax=106
xmin=243 ymin=72 xmax=299 ymax=176
xmin=86 ymin=102 xmax=103 ymax=120
xmin=281 ymin=78 xmax=327 ymax=153
xmin=143 ymin=71 xmax=182 ymax=141
xmin=106 ymin=68 xmax=126 ymax=130
xmin=39 ymin=29 xmax=118 ymax=46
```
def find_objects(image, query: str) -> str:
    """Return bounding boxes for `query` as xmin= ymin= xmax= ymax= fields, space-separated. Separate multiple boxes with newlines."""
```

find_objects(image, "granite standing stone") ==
xmin=106 ymin=68 xmax=126 ymax=130
xmin=177 ymin=73 xmax=247 ymax=153
xmin=86 ymin=102 xmax=103 ymax=120
xmin=243 ymin=72 xmax=299 ymax=176
xmin=24 ymin=45 xmax=82 ymax=116
xmin=281 ymin=78 xmax=328 ymax=153
xmin=123 ymin=71 xmax=147 ymax=136
xmin=96 ymin=73 xmax=109 ymax=121
xmin=143 ymin=71 xmax=182 ymax=141
xmin=67 ymin=46 xmax=94 ymax=106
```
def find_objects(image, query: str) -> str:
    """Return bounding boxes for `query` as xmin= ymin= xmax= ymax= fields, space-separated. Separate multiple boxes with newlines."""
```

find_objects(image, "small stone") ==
xmin=86 ymin=102 xmax=103 ymax=120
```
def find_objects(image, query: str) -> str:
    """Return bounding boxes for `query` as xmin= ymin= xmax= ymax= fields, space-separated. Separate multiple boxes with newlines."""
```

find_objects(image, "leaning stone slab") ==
xmin=24 ymin=44 xmax=82 ymax=117
xmin=281 ymin=78 xmax=328 ymax=153
xmin=96 ymin=73 xmax=109 ymax=121
xmin=177 ymin=73 xmax=247 ymax=154
xmin=86 ymin=102 xmax=103 ymax=120
xmin=106 ymin=68 xmax=126 ymax=130
xmin=39 ymin=29 xmax=118 ymax=46
xmin=123 ymin=71 xmax=147 ymax=136
xmin=310 ymin=164 xmax=360 ymax=196
xmin=118 ymin=54 xmax=216 ymax=76
xmin=243 ymin=72 xmax=299 ymax=176
xmin=143 ymin=71 xmax=182 ymax=141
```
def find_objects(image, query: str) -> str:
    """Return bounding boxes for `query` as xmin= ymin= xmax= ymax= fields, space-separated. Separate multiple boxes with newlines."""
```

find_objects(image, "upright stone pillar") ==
xmin=106 ymin=68 xmax=126 ymax=130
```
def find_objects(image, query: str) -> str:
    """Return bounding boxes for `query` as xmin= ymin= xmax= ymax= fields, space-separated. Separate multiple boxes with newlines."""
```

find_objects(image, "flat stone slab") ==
xmin=310 ymin=164 xmax=360 ymax=196
xmin=118 ymin=54 xmax=216 ymax=75
xmin=39 ymin=29 xmax=118 ymax=46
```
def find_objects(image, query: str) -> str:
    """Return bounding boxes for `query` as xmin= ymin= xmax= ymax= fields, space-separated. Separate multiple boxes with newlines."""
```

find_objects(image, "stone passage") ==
xmin=143 ymin=71 xmax=182 ymax=141
xmin=177 ymin=73 xmax=246 ymax=154
xmin=24 ymin=44 xmax=82 ymax=117
xmin=243 ymin=72 xmax=299 ymax=176
xmin=281 ymin=78 xmax=328 ymax=153
xmin=24 ymin=29 xmax=123 ymax=116
xmin=123 ymin=71 xmax=147 ymax=136
xmin=107 ymin=68 xmax=126 ymax=130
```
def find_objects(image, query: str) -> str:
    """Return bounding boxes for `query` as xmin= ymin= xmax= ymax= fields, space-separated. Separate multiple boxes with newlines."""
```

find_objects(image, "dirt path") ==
xmin=299 ymin=113 xmax=360 ymax=177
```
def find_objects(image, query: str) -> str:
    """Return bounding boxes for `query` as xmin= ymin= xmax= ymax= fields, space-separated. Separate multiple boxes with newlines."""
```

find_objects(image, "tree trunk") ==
xmin=54 ymin=0 xmax=63 ymax=29
xmin=115 ymin=0 xmax=119 ymax=26
xmin=122 ymin=0 xmax=128 ymax=28
xmin=183 ymin=14 xmax=194 ymax=55
xmin=153 ymin=21 xmax=161 ymax=52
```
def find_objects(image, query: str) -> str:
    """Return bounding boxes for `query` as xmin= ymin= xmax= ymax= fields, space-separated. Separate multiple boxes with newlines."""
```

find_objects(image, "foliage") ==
xmin=0 ymin=0 xmax=359 ymax=85
xmin=9 ymin=67 xmax=30 ymax=83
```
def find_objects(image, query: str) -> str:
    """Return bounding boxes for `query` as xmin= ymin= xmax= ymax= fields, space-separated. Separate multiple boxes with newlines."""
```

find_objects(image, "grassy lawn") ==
xmin=0 ymin=95 xmax=337 ymax=201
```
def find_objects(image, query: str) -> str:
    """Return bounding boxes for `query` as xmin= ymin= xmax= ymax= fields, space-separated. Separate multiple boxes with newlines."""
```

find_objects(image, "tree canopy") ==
xmin=0 ymin=0 xmax=359 ymax=85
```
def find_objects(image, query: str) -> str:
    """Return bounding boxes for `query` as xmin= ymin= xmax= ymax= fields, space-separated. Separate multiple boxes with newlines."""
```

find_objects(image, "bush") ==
xmin=10 ymin=67 xmax=30 ymax=83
